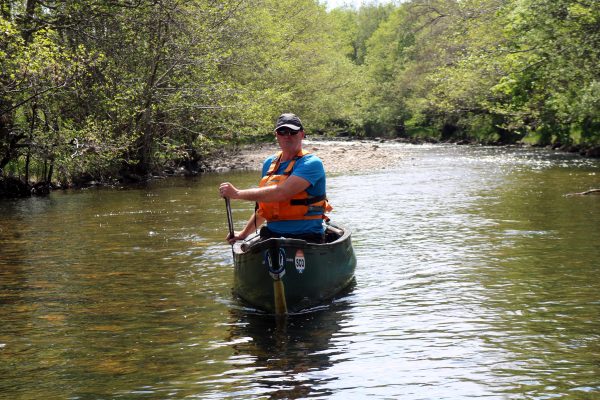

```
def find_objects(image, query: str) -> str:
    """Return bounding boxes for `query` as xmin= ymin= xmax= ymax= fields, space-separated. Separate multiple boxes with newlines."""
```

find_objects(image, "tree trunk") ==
xmin=135 ymin=14 xmax=166 ymax=174
xmin=0 ymin=107 xmax=23 ymax=173
xmin=46 ymin=159 xmax=54 ymax=183
xmin=25 ymin=152 xmax=30 ymax=183
xmin=21 ymin=0 xmax=37 ymax=42
xmin=25 ymin=103 xmax=36 ymax=183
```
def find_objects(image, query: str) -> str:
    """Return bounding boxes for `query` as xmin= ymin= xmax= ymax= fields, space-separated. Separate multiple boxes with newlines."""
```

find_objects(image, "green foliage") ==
xmin=2 ymin=0 xmax=599 ymax=190
xmin=355 ymin=0 xmax=600 ymax=145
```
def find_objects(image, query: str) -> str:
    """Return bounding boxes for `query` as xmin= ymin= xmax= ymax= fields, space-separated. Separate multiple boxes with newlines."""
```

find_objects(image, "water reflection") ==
xmin=465 ymin=165 xmax=600 ymax=398
xmin=212 ymin=286 xmax=355 ymax=399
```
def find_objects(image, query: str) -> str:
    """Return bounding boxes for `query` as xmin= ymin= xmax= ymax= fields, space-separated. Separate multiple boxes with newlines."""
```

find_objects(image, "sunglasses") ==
xmin=276 ymin=128 xmax=301 ymax=136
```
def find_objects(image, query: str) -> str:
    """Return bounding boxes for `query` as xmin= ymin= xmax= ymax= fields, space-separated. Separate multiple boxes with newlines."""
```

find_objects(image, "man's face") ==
xmin=275 ymin=128 xmax=304 ymax=150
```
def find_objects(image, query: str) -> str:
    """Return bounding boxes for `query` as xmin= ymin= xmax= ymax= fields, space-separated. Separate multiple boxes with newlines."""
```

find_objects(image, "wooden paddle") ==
xmin=273 ymin=279 xmax=287 ymax=316
xmin=272 ymin=247 xmax=288 ymax=316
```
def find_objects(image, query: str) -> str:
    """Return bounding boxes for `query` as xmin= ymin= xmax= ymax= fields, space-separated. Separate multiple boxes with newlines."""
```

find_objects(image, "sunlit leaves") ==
xmin=2 ymin=0 xmax=598 ymax=187
xmin=359 ymin=0 xmax=599 ymax=144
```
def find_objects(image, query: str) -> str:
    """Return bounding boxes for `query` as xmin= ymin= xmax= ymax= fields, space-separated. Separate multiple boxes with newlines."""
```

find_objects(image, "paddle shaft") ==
xmin=225 ymin=197 xmax=234 ymax=257
xmin=225 ymin=197 xmax=234 ymax=239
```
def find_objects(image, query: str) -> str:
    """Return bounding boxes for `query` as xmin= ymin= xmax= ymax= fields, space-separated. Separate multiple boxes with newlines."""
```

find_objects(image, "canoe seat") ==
xmin=325 ymin=225 xmax=343 ymax=243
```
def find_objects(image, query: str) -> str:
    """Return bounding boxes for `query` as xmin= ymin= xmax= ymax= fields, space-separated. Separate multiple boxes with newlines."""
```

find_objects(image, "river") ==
xmin=0 ymin=143 xmax=599 ymax=399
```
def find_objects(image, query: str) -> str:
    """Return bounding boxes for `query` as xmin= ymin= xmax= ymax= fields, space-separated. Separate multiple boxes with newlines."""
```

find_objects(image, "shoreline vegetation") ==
xmin=1 ymin=136 xmax=598 ymax=199
xmin=1 ymin=1 xmax=598 ymax=198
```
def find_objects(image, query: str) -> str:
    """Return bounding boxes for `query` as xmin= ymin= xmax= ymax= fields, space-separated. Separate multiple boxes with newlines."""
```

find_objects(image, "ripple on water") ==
xmin=0 ymin=145 xmax=599 ymax=399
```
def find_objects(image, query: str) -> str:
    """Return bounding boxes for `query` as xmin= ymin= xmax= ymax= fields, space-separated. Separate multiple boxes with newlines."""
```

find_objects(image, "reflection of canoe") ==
xmin=233 ymin=224 xmax=356 ymax=314
xmin=225 ymin=295 xmax=354 ymax=386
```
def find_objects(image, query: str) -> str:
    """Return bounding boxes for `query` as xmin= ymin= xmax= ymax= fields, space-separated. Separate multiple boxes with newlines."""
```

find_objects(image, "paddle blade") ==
xmin=273 ymin=280 xmax=288 ymax=316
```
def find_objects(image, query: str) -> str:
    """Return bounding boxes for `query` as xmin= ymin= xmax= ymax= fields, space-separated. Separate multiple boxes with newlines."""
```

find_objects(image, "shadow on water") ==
xmin=222 ymin=282 xmax=356 ymax=399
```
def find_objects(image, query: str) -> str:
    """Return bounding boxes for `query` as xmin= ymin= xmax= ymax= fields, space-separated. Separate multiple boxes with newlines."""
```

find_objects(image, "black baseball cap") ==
xmin=275 ymin=113 xmax=303 ymax=131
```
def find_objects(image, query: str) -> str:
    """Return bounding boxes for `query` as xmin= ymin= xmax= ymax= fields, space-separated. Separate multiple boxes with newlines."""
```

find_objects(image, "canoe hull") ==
xmin=233 ymin=226 xmax=356 ymax=314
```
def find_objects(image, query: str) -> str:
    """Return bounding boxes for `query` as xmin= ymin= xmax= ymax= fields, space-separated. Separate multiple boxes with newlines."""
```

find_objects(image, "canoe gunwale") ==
xmin=233 ymin=223 xmax=351 ymax=255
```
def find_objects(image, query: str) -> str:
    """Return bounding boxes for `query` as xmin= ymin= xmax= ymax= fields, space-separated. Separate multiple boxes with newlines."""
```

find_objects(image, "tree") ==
xmin=1 ymin=0 xmax=366 ymax=192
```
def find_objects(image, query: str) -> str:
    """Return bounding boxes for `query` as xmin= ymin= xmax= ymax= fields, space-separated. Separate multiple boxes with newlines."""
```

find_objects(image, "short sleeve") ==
xmin=291 ymin=154 xmax=325 ymax=186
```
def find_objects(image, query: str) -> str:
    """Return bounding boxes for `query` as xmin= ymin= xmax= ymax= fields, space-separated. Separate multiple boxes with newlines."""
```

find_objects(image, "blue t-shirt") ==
xmin=261 ymin=153 xmax=326 ymax=235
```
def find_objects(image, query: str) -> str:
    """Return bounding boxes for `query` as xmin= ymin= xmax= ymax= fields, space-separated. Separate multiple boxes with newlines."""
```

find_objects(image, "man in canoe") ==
xmin=219 ymin=113 xmax=331 ymax=244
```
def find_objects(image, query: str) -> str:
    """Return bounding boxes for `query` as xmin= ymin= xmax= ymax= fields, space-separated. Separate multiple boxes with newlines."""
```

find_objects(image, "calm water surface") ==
xmin=1 ymin=143 xmax=599 ymax=399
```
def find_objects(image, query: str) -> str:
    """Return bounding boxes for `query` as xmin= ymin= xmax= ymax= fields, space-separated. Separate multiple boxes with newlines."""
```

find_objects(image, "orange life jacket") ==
xmin=257 ymin=150 xmax=332 ymax=222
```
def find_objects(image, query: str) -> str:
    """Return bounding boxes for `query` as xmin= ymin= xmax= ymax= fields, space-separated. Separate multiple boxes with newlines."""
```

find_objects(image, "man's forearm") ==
xmin=236 ymin=186 xmax=286 ymax=203
xmin=240 ymin=212 xmax=265 ymax=237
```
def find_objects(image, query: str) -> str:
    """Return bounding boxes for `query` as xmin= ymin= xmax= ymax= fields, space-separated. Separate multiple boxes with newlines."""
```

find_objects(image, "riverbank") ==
xmin=205 ymin=138 xmax=407 ymax=174
xmin=1 ymin=137 xmax=599 ymax=198
xmin=0 ymin=138 xmax=405 ymax=198
xmin=205 ymin=137 xmax=600 ymax=174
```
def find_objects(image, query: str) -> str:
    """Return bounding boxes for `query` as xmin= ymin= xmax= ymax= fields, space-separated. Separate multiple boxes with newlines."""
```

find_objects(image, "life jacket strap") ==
xmin=290 ymin=194 xmax=327 ymax=206
xmin=266 ymin=150 xmax=310 ymax=176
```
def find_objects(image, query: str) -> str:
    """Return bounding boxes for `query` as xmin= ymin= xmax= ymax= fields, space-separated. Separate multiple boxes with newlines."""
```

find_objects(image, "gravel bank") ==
xmin=215 ymin=139 xmax=406 ymax=174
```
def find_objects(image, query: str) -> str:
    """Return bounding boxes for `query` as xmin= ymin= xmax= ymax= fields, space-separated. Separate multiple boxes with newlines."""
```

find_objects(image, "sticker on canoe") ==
xmin=278 ymin=248 xmax=286 ymax=269
xmin=295 ymin=249 xmax=306 ymax=273
xmin=265 ymin=249 xmax=285 ymax=279
xmin=264 ymin=250 xmax=273 ymax=269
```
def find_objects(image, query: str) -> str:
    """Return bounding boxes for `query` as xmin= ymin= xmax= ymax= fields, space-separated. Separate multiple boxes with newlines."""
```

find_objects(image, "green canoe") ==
xmin=232 ymin=224 xmax=356 ymax=315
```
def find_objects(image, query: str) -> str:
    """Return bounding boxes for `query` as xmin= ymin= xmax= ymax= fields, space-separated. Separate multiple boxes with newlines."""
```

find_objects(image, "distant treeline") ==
xmin=1 ymin=0 xmax=598 ymax=191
